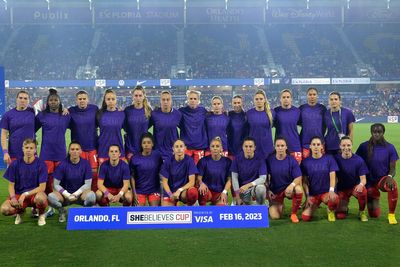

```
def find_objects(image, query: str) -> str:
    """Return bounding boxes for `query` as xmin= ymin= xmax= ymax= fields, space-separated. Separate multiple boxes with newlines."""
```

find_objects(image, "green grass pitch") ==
xmin=0 ymin=123 xmax=399 ymax=266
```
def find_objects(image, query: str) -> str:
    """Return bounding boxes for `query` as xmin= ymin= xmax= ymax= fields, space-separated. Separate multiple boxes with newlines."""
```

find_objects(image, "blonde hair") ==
xmin=23 ymin=138 xmax=37 ymax=148
xmin=132 ymin=86 xmax=152 ymax=119
xmin=186 ymin=90 xmax=201 ymax=105
xmin=255 ymin=90 xmax=273 ymax=125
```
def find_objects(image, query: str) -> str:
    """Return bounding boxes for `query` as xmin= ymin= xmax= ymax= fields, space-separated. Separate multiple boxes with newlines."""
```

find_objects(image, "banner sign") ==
xmin=13 ymin=7 xmax=92 ymax=24
xmin=266 ymin=7 xmax=341 ymax=23
xmin=345 ymin=7 xmax=400 ymax=23
xmin=291 ymin=78 xmax=330 ymax=85
xmin=95 ymin=7 xmax=183 ymax=24
xmin=187 ymin=7 xmax=264 ymax=24
xmin=331 ymin=78 xmax=370 ymax=85
xmin=387 ymin=116 xmax=399 ymax=123
xmin=67 ymin=205 xmax=269 ymax=230
xmin=0 ymin=8 xmax=10 ymax=24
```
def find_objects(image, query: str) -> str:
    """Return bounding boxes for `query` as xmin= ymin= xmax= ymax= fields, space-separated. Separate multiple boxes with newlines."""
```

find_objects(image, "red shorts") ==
xmin=162 ymin=196 xmax=178 ymax=206
xmin=98 ymin=157 xmax=127 ymax=166
xmin=290 ymin=151 xmax=302 ymax=164
xmin=184 ymin=149 xmax=204 ymax=164
xmin=338 ymin=186 xmax=366 ymax=202
xmin=204 ymin=151 xmax=229 ymax=157
xmin=199 ymin=189 xmax=222 ymax=205
xmin=81 ymin=150 xmax=98 ymax=169
xmin=308 ymin=192 xmax=331 ymax=207
xmin=137 ymin=193 xmax=161 ymax=205
xmin=268 ymin=190 xmax=289 ymax=205
xmin=9 ymin=194 xmax=37 ymax=210
xmin=367 ymin=176 xmax=395 ymax=199
xmin=44 ymin=160 xmax=61 ymax=174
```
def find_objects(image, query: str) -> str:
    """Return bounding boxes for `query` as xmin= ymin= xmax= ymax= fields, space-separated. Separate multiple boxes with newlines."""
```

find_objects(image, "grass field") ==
xmin=0 ymin=123 xmax=399 ymax=266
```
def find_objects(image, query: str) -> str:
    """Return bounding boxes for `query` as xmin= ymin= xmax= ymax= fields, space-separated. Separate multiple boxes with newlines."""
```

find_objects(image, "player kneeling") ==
xmin=96 ymin=145 xmax=133 ymax=206
xmin=47 ymin=142 xmax=96 ymax=222
xmin=1 ymin=139 xmax=48 ymax=226
xmin=197 ymin=137 xmax=232 ymax=206
xmin=161 ymin=139 xmax=199 ymax=206
xmin=231 ymin=137 xmax=267 ymax=206
xmin=267 ymin=137 xmax=303 ymax=223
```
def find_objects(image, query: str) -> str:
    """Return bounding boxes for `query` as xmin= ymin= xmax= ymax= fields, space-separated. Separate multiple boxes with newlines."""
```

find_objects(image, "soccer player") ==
xmin=47 ymin=141 xmax=96 ymax=222
xmin=334 ymin=136 xmax=368 ymax=221
xmin=149 ymin=91 xmax=181 ymax=160
xmin=160 ymin=139 xmax=199 ymax=206
xmin=231 ymin=137 xmax=267 ymax=205
xmin=96 ymin=145 xmax=133 ymax=206
xmin=197 ymin=137 xmax=232 ymax=206
xmin=299 ymin=87 xmax=326 ymax=159
xmin=96 ymin=89 xmax=125 ymax=164
xmin=0 ymin=139 xmax=48 ymax=226
xmin=124 ymin=86 xmax=151 ymax=160
xmin=35 ymin=89 xmax=70 ymax=197
xmin=179 ymin=90 xmax=207 ymax=164
xmin=130 ymin=133 xmax=163 ymax=206
xmin=324 ymin=92 xmax=355 ymax=154
xmin=356 ymin=123 xmax=399 ymax=224
xmin=246 ymin=90 xmax=275 ymax=159
xmin=205 ymin=96 xmax=229 ymax=156
xmin=266 ymin=137 xmax=303 ymax=223
xmin=274 ymin=89 xmax=302 ymax=163
xmin=227 ymin=95 xmax=247 ymax=159
xmin=1 ymin=90 xmax=35 ymax=165
xmin=301 ymin=137 xmax=339 ymax=222
xmin=68 ymin=90 xmax=99 ymax=191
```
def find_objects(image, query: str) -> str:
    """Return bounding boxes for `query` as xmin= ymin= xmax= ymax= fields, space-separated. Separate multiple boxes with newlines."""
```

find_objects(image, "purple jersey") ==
xmin=160 ymin=155 xmax=198 ymax=193
xmin=197 ymin=156 xmax=232 ymax=193
xmin=69 ymin=104 xmax=98 ymax=151
xmin=299 ymin=103 xmax=327 ymax=149
xmin=179 ymin=106 xmax=208 ymax=150
xmin=356 ymin=141 xmax=399 ymax=186
xmin=324 ymin=107 xmax=355 ymax=151
xmin=206 ymin=113 xmax=229 ymax=151
xmin=53 ymin=158 xmax=92 ymax=193
xmin=246 ymin=108 xmax=275 ymax=158
xmin=150 ymin=108 xmax=181 ymax=160
xmin=301 ymin=154 xmax=339 ymax=196
xmin=334 ymin=153 xmax=368 ymax=191
xmin=36 ymin=112 xmax=70 ymax=161
xmin=227 ymin=110 xmax=247 ymax=155
xmin=98 ymin=160 xmax=130 ymax=189
xmin=97 ymin=110 xmax=125 ymax=158
xmin=0 ymin=107 xmax=35 ymax=158
xmin=130 ymin=151 xmax=163 ymax=195
xmin=4 ymin=158 xmax=47 ymax=194
xmin=231 ymin=152 xmax=268 ymax=187
xmin=266 ymin=154 xmax=302 ymax=194
xmin=124 ymin=106 xmax=149 ymax=155
xmin=274 ymin=106 xmax=301 ymax=152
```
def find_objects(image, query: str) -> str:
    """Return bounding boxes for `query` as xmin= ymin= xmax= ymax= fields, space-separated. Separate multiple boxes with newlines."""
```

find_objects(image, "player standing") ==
xmin=205 ymin=96 xmax=229 ymax=156
xmin=227 ymin=95 xmax=247 ymax=159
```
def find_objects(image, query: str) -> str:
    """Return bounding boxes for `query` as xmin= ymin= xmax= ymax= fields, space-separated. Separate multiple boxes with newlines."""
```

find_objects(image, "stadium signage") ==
xmin=331 ymin=78 xmax=370 ymax=85
xmin=67 ymin=206 xmax=269 ymax=230
xmin=291 ymin=78 xmax=330 ymax=85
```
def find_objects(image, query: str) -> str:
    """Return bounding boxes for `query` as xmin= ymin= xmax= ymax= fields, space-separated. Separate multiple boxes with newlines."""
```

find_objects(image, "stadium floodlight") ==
xmin=137 ymin=0 xmax=140 ymax=11
xmin=347 ymin=0 xmax=350 ymax=9
xmin=387 ymin=0 xmax=390 ymax=9
xmin=3 ymin=0 xmax=7 ymax=11
xmin=266 ymin=0 xmax=269 ymax=10
xmin=225 ymin=0 xmax=228 ymax=10
xmin=46 ymin=0 xmax=50 ymax=10
xmin=184 ymin=0 xmax=186 ymax=10
xmin=306 ymin=0 xmax=309 ymax=10
xmin=89 ymin=0 xmax=92 ymax=11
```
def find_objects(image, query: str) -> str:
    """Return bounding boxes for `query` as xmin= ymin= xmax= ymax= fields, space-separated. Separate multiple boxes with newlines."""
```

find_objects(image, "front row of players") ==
xmin=1 ymin=123 xmax=398 ymax=226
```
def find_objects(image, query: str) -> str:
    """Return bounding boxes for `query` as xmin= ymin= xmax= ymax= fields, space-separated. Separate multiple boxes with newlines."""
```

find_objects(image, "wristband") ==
xmin=178 ymin=188 xmax=184 ymax=192
xmin=359 ymin=182 xmax=364 ymax=186
xmin=222 ymin=189 xmax=227 ymax=195
xmin=118 ymin=191 xmax=124 ymax=197
xmin=251 ymin=182 xmax=256 ymax=187
xmin=329 ymin=187 xmax=335 ymax=192
xmin=104 ymin=190 xmax=109 ymax=197
xmin=167 ymin=191 xmax=173 ymax=197
xmin=2 ymin=149 xmax=8 ymax=154
xmin=388 ymin=174 xmax=393 ymax=178
xmin=23 ymin=192 xmax=29 ymax=196
xmin=291 ymin=182 xmax=296 ymax=187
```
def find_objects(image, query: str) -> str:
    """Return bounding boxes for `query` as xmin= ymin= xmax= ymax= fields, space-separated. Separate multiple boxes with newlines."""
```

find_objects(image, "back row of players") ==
xmin=0 ymin=87 xmax=398 ymax=225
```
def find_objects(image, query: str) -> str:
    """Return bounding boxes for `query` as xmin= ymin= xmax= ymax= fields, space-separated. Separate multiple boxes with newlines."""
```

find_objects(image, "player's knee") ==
xmin=269 ymin=207 xmax=281 ymax=220
xmin=368 ymin=207 xmax=381 ymax=218
xmin=186 ymin=187 xmax=199 ymax=205
xmin=301 ymin=213 xmax=312 ymax=222
xmin=1 ymin=204 xmax=11 ymax=215
xmin=336 ymin=212 xmax=347 ymax=220
xmin=48 ymin=193 xmax=62 ymax=208
xmin=35 ymin=193 xmax=48 ymax=206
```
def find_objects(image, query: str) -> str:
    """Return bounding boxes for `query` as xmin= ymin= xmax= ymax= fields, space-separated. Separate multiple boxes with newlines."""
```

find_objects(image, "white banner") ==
xmin=95 ymin=79 xmax=106 ymax=87
xmin=291 ymin=78 xmax=330 ymax=85
xmin=387 ymin=116 xmax=399 ymax=123
xmin=160 ymin=79 xmax=171 ymax=87
xmin=331 ymin=78 xmax=370 ymax=85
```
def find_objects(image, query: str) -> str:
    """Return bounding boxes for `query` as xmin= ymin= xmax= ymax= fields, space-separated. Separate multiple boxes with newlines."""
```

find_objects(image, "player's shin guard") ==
xmin=84 ymin=192 xmax=96 ymax=207
xmin=291 ymin=192 xmax=303 ymax=213
xmin=48 ymin=193 xmax=62 ymax=209
xmin=356 ymin=188 xmax=367 ymax=211
xmin=45 ymin=175 xmax=54 ymax=195
xmin=385 ymin=182 xmax=398 ymax=214
xmin=186 ymin=187 xmax=199 ymax=206
xmin=91 ymin=172 xmax=98 ymax=192
xmin=255 ymin=185 xmax=266 ymax=205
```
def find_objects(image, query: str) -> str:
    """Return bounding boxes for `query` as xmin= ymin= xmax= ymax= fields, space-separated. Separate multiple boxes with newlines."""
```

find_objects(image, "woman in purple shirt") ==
xmin=356 ymin=123 xmax=398 ymax=224
xmin=267 ymin=137 xmax=303 ymax=223
xmin=160 ymin=139 xmax=199 ymax=206
xmin=227 ymin=95 xmax=247 ymax=159
xmin=205 ymin=96 xmax=229 ymax=157
xmin=97 ymin=89 xmax=125 ymax=165
xmin=124 ymin=86 xmax=151 ymax=161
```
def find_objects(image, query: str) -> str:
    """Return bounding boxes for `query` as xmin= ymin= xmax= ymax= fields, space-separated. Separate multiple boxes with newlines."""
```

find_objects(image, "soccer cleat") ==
xmin=31 ymin=207 xmax=39 ymax=218
xmin=290 ymin=213 xmax=299 ymax=223
xmin=45 ymin=207 xmax=55 ymax=218
xmin=58 ymin=208 xmax=67 ymax=223
xmin=327 ymin=210 xmax=336 ymax=222
xmin=359 ymin=211 xmax=368 ymax=222
xmin=15 ymin=214 xmax=23 ymax=225
xmin=38 ymin=214 xmax=46 ymax=226
xmin=388 ymin=213 xmax=398 ymax=225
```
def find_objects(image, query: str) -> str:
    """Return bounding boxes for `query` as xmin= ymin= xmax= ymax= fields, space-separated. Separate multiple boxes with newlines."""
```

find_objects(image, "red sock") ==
xmin=91 ymin=172 xmax=98 ymax=192
xmin=46 ymin=175 xmax=54 ymax=195
xmin=387 ymin=185 xmax=398 ymax=214
xmin=291 ymin=192 xmax=303 ymax=213
xmin=327 ymin=197 xmax=339 ymax=211
xmin=99 ymin=197 xmax=109 ymax=206
xmin=357 ymin=188 xmax=367 ymax=211
xmin=186 ymin=187 xmax=199 ymax=206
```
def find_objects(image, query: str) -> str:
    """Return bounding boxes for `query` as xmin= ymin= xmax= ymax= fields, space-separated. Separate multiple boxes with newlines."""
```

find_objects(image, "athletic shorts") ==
xmin=81 ymin=150 xmax=98 ymax=169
